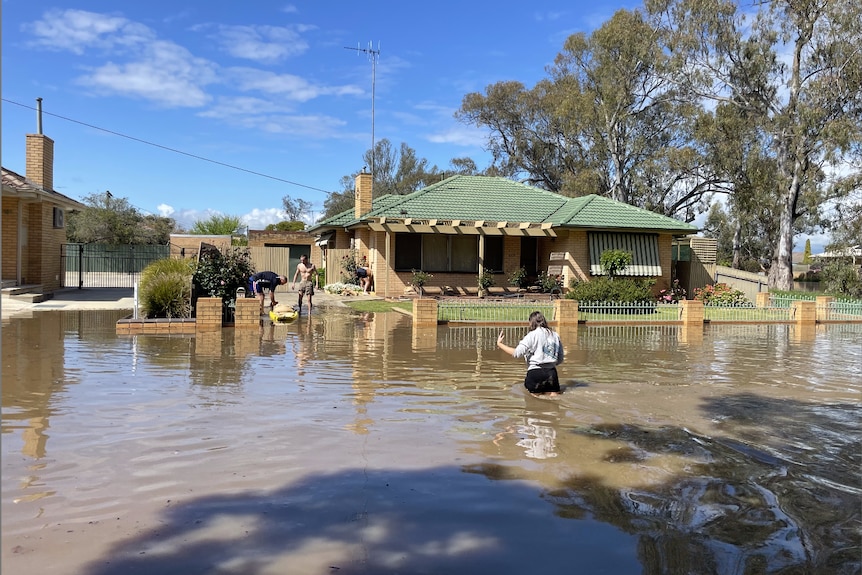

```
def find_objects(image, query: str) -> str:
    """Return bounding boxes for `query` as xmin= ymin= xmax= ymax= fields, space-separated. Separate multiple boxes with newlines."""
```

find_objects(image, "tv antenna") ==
xmin=345 ymin=42 xmax=380 ymax=175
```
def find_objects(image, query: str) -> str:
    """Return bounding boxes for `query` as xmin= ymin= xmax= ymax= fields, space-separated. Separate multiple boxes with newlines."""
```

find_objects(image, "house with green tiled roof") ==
xmin=309 ymin=172 xmax=698 ymax=298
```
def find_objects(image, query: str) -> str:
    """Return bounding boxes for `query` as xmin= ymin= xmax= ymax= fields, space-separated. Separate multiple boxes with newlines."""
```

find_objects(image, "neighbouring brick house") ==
xmin=308 ymin=171 xmax=699 ymax=298
xmin=2 ymin=126 xmax=85 ymax=293
xmin=168 ymin=230 xmax=322 ymax=284
xmin=247 ymin=229 xmax=322 ymax=278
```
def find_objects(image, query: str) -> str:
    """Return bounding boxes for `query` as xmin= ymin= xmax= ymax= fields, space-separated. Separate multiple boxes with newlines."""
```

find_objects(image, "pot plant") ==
xmin=508 ymin=266 xmax=527 ymax=290
xmin=411 ymin=269 xmax=432 ymax=297
xmin=477 ymin=269 xmax=495 ymax=298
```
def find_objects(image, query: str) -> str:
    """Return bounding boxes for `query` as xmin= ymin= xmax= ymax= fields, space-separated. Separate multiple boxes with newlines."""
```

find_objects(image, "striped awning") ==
xmin=589 ymin=232 xmax=662 ymax=276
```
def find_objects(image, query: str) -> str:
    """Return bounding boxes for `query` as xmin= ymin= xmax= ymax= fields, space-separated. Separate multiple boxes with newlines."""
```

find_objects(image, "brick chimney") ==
xmin=26 ymin=98 xmax=54 ymax=191
xmin=355 ymin=170 xmax=373 ymax=218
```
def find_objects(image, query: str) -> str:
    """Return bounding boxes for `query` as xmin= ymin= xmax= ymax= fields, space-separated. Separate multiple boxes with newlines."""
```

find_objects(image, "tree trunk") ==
xmin=732 ymin=219 xmax=742 ymax=269
xmin=768 ymin=178 xmax=799 ymax=291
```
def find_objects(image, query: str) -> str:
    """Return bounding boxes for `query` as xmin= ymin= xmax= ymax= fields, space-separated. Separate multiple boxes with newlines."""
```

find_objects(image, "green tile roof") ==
xmin=549 ymin=194 xmax=698 ymax=232
xmin=310 ymin=175 xmax=697 ymax=233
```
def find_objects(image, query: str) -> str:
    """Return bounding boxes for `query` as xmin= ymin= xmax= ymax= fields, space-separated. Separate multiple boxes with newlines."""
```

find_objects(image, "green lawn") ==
xmin=346 ymin=301 xmax=413 ymax=313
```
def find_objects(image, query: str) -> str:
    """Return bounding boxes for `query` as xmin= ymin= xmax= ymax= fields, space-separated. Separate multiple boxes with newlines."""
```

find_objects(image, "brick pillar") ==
xmin=756 ymin=292 xmax=770 ymax=308
xmin=196 ymin=297 xmax=223 ymax=330
xmin=554 ymin=299 xmax=579 ymax=326
xmin=815 ymin=296 xmax=833 ymax=322
xmin=792 ymin=300 xmax=816 ymax=325
xmin=234 ymin=298 xmax=260 ymax=329
xmin=680 ymin=299 xmax=704 ymax=326
xmin=413 ymin=298 xmax=438 ymax=327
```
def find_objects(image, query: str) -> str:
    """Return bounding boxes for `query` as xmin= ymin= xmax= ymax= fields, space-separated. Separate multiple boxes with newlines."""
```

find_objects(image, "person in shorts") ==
xmin=496 ymin=310 xmax=564 ymax=395
xmin=250 ymin=271 xmax=287 ymax=312
xmin=291 ymin=254 xmax=318 ymax=313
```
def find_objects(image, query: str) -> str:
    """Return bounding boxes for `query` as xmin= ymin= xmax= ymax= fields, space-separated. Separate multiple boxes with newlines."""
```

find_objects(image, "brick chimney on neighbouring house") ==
xmin=26 ymin=97 xmax=54 ymax=191
xmin=355 ymin=169 xmax=373 ymax=219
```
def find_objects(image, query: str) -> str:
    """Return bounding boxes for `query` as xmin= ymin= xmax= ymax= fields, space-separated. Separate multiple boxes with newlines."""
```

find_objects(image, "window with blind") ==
xmin=394 ymin=234 xmax=503 ymax=273
xmin=588 ymin=232 xmax=662 ymax=276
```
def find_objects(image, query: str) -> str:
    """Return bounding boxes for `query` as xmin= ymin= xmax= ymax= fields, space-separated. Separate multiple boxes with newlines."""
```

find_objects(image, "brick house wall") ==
xmin=2 ymin=196 xmax=21 ymax=281
xmin=248 ymin=230 xmax=321 ymax=268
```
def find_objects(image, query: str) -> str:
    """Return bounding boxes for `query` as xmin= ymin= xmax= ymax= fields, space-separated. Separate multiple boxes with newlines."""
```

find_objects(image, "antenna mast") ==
xmin=345 ymin=42 xmax=380 ymax=175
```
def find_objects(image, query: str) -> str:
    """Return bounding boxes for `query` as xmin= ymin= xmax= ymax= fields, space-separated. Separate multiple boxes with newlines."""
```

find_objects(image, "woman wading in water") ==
xmin=497 ymin=311 xmax=564 ymax=396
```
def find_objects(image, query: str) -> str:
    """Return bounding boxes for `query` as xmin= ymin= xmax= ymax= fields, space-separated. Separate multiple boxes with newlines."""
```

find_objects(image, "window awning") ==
xmin=315 ymin=231 xmax=334 ymax=247
xmin=589 ymin=232 xmax=662 ymax=276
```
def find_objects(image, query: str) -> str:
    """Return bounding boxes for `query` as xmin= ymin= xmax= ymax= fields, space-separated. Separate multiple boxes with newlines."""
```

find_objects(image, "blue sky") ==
xmin=2 ymin=1 xmax=641 ymax=230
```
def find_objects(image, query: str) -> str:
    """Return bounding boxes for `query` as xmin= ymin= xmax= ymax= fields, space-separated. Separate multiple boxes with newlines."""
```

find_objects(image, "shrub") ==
xmin=477 ymin=269 xmax=495 ymax=291
xmin=193 ymin=246 xmax=255 ymax=306
xmin=536 ymin=271 xmax=563 ymax=293
xmin=693 ymin=282 xmax=750 ymax=305
xmin=508 ymin=266 xmax=527 ymax=288
xmin=139 ymin=258 xmax=195 ymax=318
xmin=411 ymin=269 xmax=432 ymax=296
xmin=340 ymin=252 xmax=359 ymax=284
xmin=657 ymin=279 xmax=687 ymax=303
xmin=566 ymin=276 xmax=655 ymax=303
xmin=600 ymin=249 xmax=633 ymax=278
xmin=820 ymin=260 xmax=862 ymax=298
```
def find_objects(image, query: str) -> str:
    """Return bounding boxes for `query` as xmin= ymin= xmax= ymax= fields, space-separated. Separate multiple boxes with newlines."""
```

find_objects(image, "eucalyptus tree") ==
xmin=281 ymin=195 xmax=314 ymax=223
xmin=66 ymin=191 xmax=175 ymax=244
xmin=550 ymin=9 xmax=721 ymax=217
xmin=457 ymin=9 xmax=723 ymax=219
xmin=189 ymin=214 xmax=242 ymax=236
xmin=321 ymin=139 xmax=474 ymax=220
xmin=648 ymin=0 xmax=862 ymax=290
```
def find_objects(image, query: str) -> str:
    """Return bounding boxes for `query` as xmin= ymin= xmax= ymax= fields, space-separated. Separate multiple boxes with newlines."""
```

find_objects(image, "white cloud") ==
xmin=172 ymin=208 xmax=224 ymax=230
xmin=228 ymin=67 xmax=363 ymax=101
xmin=533 ymin=11 xmax=568 ymax=22
xmin=157 ymin=203 xmax=175 ymax=217
xmin=198 ymin=96 xmax=287 ymax=119
xmin=78 ymin=44 xmax=216 ymax=107
xmin=26 ymin=9 xmax=153 ymax=54
xmin=242 ymin=207 xmax=286 ymax=229
xmin=426 ymin=125 xmax=488 ymax=148
xmin=198 ymin=95 xmax=349 ymax=138
xmin=212 ymin=25 xmax=311 ymax=63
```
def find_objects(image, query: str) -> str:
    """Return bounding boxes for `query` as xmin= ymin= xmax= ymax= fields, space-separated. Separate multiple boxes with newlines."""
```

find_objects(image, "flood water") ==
xmin=2 ymin=309 xmax=860 ymax=575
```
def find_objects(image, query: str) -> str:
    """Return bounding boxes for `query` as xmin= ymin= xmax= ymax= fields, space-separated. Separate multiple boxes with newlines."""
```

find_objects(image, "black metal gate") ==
xmin=61 ymin=244 xmax=170 ymax=288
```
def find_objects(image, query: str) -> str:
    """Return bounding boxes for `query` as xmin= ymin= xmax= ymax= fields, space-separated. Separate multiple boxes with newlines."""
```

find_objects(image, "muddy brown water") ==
xmin=2 ymin=309 xmax=860 ymax=574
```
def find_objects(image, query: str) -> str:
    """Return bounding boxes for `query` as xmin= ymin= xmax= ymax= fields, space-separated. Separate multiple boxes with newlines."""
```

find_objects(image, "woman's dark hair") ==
xmin=528 ymin=311 xmax=550 ymax=331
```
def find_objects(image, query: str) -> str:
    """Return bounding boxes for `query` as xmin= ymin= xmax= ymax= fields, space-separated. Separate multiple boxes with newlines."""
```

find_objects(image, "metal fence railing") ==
xmin=576 ymin=301 xmax=679 ymax=322
xmin=62 ymin=243 xmax=170 ymax=288
xmin=769 ymin=294 xmax=816 ymax=308
xmin=432 ymin=296 xmax=862 ymax=325
xmin=704 ymin=302 xmax=793 ymax=322
xmin=437 ymin=298 xmax=556 ymax=323
xmin=820 ymin=299 xmax=862 ymax=321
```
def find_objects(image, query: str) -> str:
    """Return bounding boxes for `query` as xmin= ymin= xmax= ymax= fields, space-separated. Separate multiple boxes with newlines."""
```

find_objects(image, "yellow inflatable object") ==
xmin=269 ymin=309 xmax=299 ymax=322
xmin=269 ymin=303 xmax=299 ymax=322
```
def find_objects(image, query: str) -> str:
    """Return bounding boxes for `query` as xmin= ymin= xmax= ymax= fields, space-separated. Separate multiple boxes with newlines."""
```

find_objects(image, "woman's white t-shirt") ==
xmin=513 ymin=328 xmax=564 ymax=370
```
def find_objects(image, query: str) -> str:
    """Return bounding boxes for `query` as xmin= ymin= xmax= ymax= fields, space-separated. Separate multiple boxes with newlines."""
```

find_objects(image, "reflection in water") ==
xmin=2 ymin=311 xmax=860 ymax=574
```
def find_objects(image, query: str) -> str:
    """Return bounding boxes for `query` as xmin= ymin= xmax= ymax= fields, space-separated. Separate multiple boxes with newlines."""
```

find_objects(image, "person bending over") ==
xmin=496 ymin=311 xmax=564 ymax=396
xmin=355 ymin=265 xmax=374 ymax=294
xmin=250 ymin=271 xmax=287 ymax=312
